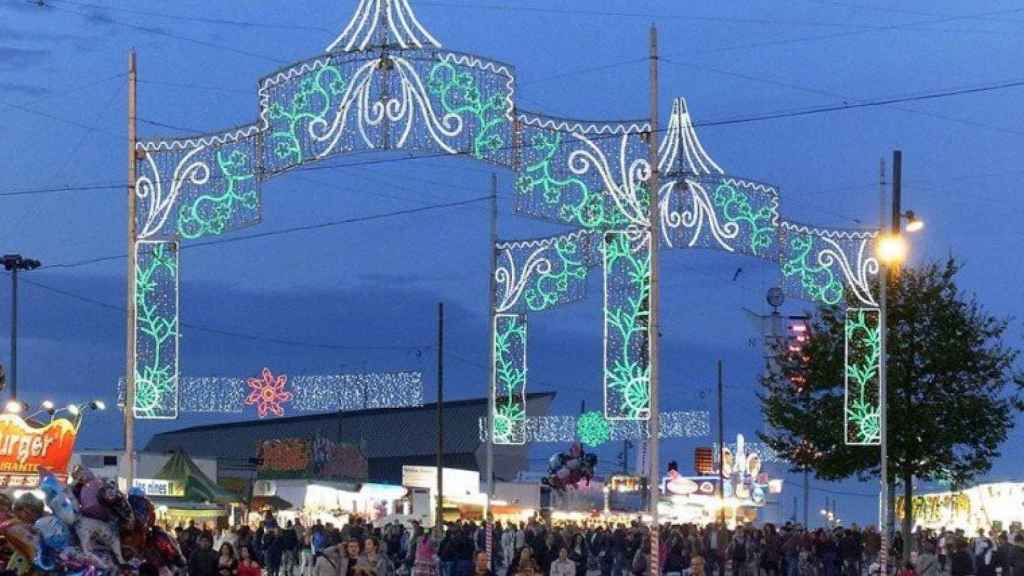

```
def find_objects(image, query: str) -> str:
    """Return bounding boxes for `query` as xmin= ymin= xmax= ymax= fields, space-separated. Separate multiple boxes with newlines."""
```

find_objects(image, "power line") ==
xmin=5 ymin=74 xmax=1024 ymax=201
xmin=40 ymin=194 xmax=494 ymax=269
xmin=16 ymin=276 xmax=429 ymax=352
xmin=44 ymin=2 xmax=289 ymax=65
xmin=45 ymin=0 xmax=334 ymax=34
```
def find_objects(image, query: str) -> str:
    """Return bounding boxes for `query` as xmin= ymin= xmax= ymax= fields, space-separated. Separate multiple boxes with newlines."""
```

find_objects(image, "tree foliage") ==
xmin=759 ymin=258 xmax=1023 ymax=487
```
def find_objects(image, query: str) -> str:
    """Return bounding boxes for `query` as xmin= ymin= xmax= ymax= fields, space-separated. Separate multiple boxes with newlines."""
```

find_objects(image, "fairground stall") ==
xmin=248 ymin=436 xmax=375 ymax=527
xmin=897 ymin=482 xmax=1024 ymax=533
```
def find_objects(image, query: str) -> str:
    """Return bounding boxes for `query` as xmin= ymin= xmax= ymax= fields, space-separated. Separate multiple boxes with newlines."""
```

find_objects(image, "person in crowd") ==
xmin=551 ymin=547 xmax=576 ymax=576
xmin=915 ymin=541 xmax=940 ymax=576
xmin=473 ymin=551 xmax=493 ymax=576
xmin=218 ymin=542 xmax=239 ymax=576
xmin=238 ymin=546 xmax=263 ymax=576
xmin=512 ymin=547 xmax=540 ymax=576
xmin=189 ymin=534 xmax=222 ymax=576
xmin=951 ymin=538 xmax=974 ymax=576
xmin=365 ymin=536 xmax=394 ymax=576
xmin=413 ymin=532 xmax=438 ymax=576
xmin=975 ymin=529 xmax=996 ymax=576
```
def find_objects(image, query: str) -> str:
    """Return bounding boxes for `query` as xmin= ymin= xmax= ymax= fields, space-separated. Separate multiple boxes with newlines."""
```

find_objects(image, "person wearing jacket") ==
xmin=915 ymin=542 xmax=941 ymax=576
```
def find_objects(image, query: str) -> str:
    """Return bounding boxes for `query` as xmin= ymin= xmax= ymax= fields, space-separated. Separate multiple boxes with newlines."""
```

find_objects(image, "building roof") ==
xmin=145 ymin=393 xmax=555 ymax=463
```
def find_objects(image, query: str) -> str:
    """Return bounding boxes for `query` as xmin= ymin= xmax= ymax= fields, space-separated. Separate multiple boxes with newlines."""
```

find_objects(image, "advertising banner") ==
xmin=0 ymin=415 xmax=77 ymax=488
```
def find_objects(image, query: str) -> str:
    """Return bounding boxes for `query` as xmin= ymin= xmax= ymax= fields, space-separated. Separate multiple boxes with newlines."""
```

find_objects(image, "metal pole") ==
xmin=878 ymin=157 xmax=890 ymax=573
xmin=485 ymin=174 xmax=497 ymax=557
xmin=803 ymin=470 xmax=809 ymax=527
xmin=647 ymin=24 xmax=662 ymax=573
xmin=10 ymin=266 xmax=17 ymax=401
xmin=718 ymin=360 xmax=725 ymax=526
xmin=125 ymin=49 xmax=138 ymax=487
xmin=435 ymin=302 xmax=445 ymax=535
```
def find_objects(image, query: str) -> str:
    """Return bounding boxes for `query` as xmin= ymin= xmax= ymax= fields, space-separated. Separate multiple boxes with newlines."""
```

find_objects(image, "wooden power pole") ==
xmin=125 ymin=49 xmax=138 ymax=487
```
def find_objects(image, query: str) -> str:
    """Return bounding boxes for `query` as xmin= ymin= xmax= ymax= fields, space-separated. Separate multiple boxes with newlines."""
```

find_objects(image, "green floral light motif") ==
xmin=524 ymin=237 xmax=588 ymax=311
xmin=267 ymin=64 xmax=347 ymax=165
xmin=516 ymin=132 xmax=634 ymax=230
xmin=845 ymin=309 xmax=881 ymax=445
xmin=576 ymin=411 xmax=612 ymax=448
xmin=493 ymin=315 xmax=527 ymax=444
xmin=428 ymin=61 xmax=508 ymax=160
xmin=134 ymin=243 xmax=178 ymax=419
xmin=604 ymin=232 xmax=651 ymax=420
xmin=713 ymin=181 xmax=776 ymax=256
xmin=177 ymin=150 xmax=257 ymax=240
xmin=781 ymin=234 xmax=844 ymax=305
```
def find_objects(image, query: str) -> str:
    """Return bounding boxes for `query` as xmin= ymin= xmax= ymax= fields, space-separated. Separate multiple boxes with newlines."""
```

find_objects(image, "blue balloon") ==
xmin=34 ymin=516 xmax=71 ymax=571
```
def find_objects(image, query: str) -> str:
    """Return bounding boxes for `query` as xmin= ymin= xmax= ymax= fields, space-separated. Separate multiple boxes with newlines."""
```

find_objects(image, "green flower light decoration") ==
xmin=576 ymin=411 xmax=612 ymax=448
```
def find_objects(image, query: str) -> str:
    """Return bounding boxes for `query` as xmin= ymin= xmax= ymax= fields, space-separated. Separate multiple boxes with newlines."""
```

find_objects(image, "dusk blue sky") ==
xmin=1 ymin=0 xmax=1023 ymax=526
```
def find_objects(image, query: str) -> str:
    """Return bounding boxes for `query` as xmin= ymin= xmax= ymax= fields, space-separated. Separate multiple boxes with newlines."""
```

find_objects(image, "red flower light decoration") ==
xmin=245 ymin=368 xmax=293 ymax=418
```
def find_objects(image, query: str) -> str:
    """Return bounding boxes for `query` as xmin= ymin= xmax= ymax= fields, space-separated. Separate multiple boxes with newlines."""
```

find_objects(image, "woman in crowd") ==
xmin=237 ymin=546 xmax=263 ymax=576
xmin=218 ymin=543 xmax=238 ymax=576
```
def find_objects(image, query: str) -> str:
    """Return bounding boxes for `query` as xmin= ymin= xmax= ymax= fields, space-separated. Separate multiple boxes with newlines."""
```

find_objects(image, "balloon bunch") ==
xmin=542 ymin=442 xmax=597 ymax=491
xmin=0 ymin=466 xmax=185 ymax=576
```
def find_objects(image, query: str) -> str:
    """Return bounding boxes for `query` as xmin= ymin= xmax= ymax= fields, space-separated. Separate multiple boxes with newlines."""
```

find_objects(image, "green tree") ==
xmin=759 ymin=258 xmax=1022 ymax=561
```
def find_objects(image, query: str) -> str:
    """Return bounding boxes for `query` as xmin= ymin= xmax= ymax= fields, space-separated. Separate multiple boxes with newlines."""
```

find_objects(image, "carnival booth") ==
xmin=248 ymin=436 xmax=376 ymax=527
xmin=659 ymin=435 xmax=783 ymax=527
xmin=148 ymin=451 xmax=237 ymax=527
xmin=898 ymin=482 xmax=1024 ymax=533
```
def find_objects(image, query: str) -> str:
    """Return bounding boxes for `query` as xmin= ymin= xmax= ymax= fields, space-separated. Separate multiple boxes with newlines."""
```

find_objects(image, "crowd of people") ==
xmin=168 ymin=515 xmax=1024 ymax=576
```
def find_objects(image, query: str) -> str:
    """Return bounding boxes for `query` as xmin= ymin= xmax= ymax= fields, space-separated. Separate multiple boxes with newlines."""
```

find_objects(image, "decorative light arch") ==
xmin=130 ymin=0 xmax=880 ymax=450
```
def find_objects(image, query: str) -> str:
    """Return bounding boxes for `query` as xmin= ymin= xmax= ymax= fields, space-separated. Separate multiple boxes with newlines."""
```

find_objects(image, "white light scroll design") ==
xmin=326 ymin=0 xmax=442 ymax=53
xmin=779 ymin=221 xmax=879 ymax=307
xmin=494 ymin=229 xmax=601 ymax=314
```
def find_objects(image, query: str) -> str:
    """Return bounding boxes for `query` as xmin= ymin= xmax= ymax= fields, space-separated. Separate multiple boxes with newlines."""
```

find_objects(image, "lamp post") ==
xmin=876 ymin=150 xmax=922 ymax=573
xmin=2 ymin=255 xmax=41 ymax=401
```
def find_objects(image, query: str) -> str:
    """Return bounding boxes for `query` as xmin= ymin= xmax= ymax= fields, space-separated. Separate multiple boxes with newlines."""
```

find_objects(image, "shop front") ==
xmin=401 ymin=465 xmax=484 ymax=526
xmin=0 ymin=413 xmax=77 ymax=491
xmin=250 ymin=436 xmax=381 ymax=526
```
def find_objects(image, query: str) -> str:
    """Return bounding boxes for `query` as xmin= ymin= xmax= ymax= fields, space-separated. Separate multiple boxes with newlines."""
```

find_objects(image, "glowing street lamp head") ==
xmin=41 ymin=400 xmax=55 ymax=411
xmin=90 ymin=400 xmax=106 ymax=411
xmin=67 ymin=404 xmax=81 ymax=417
xmin=905 ymin=211 xmax=924 ymax=232
xmin=876 ymin=234 xmax=908 ymax=265
xmin=4 ymin=401 xmax=22 ymax=414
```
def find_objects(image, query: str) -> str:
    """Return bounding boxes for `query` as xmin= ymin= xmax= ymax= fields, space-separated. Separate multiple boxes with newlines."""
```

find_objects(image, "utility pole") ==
xmin=717 ymin=360 xmax=725 ymax=525
xmin=124 ymin=49 xmax=139 ymax=488
xmin=485 ymin=174 xmax=497 ymax=560
xmin=435 ymin=302 xmax=445 ymax=535
xmin=2 ymin=255 xmax=41 ymax=402
xmin=646 ymin=25 xmax=662 ymax=575
xmin=878 ymin=155 xmax=890 ymax=572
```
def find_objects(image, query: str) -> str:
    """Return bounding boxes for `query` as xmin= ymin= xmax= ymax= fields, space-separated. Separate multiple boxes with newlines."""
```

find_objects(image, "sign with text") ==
xmin=0 ymin=415 xmax=77 ymax=488
xmin=132 ymin=478 xmax=185 ymax=497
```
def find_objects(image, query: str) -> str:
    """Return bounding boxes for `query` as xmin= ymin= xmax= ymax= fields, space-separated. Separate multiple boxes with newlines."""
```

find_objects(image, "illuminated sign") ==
xmin=0 ymin=415 xmax=77 ymax=488
xmin=402 ymin=466 xmax=479 ymax=495
xmin=258 ymin=437 xmax=367 ymax=482
xmin=132 ymin=478 xmax=185 ymax=497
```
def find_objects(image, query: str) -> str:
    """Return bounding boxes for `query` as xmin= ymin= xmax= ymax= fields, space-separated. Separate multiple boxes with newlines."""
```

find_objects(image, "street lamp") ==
xmin=876 ymin=150 xmax=924 ymax=572
xmin=2 ymin=254 xmax=42 ymax=401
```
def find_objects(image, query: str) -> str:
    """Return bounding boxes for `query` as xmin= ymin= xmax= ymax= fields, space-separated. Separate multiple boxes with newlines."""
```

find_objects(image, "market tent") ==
xmin=250 ymin=495 xmax=294 ymax=511
xmin=156 ymin=451 xmax=237 ymax=505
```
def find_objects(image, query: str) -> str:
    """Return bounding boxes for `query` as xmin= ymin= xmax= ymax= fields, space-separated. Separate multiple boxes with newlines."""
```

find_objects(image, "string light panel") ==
xmin=845 ymin=308 xmax=881 ymax=445
xmin=130 ymin=0 xmax=883 ymax=424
